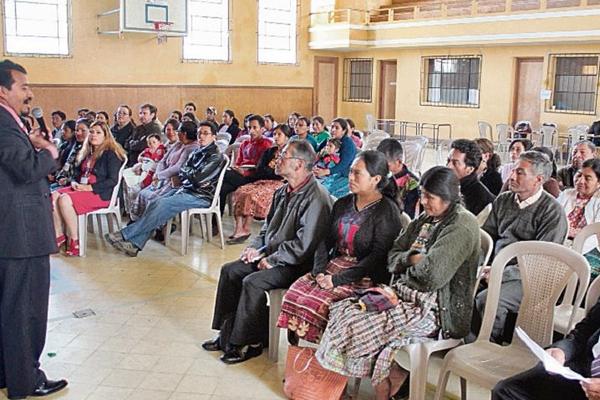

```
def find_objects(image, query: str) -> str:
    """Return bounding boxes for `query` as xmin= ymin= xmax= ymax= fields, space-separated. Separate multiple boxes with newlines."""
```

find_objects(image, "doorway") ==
xmin=513 ymin=58 xmax=544 ymax=128
xmin=314 ymin=56 xmax=338 ymax=123
xmin=378 ymin=60 xmax=397 ymax=134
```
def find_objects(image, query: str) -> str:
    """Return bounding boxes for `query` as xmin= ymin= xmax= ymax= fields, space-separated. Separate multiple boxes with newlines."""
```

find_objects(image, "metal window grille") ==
xmin=548 ymin=54 xmax=599 ymax=115
xmin=420 ymin=56 xmax=481 ymax=108
xmin=257 ymin=0 xmax=297 ymax=64
xmin=183 ymin=0 xmax=230 ymax=62
xmin=3 ymin=0 xmax=70 ymax=56
xmin=343 ymin=58 xmax=373 ymax=102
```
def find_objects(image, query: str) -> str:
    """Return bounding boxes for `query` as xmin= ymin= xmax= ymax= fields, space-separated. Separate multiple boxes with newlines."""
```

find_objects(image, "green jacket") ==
xmin=387 ymin=203 xmax=480 ymax=339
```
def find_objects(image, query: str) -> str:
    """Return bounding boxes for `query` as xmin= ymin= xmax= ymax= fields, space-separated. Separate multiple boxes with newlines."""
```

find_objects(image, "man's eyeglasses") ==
xmin=277 ymin=150 xmax=304 ymax=162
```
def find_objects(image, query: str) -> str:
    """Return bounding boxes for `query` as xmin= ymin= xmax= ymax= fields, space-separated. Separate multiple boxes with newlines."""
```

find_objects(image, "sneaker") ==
xmin=109 ymin=238 xmax=139 ymax=257
xmin=104 ymin=231 xmax=123 ymax=246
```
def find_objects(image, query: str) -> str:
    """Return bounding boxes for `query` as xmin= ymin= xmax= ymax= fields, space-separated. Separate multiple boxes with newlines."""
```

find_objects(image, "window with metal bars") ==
xmin=258 ymin=0 xmax=297 ymax=64
xmin=343 ymin=58 xmax=373 ymax=102
xmin=183 ymin=0 xmax=230 ymax=62
xmin=548 ymin=54 xmax=599 ymax=115
xmin=3 ymin=0 xmax=70 ymax=56
xmin=421 ymin=56 xmax=481 ymax=107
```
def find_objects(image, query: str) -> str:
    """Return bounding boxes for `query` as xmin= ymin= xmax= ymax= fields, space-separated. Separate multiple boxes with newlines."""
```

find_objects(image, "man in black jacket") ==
xmin=447 ymin=138 xmax=495 ymax=216
xmin=0 ymin=60 xmax=68 ymax=399
xmin=493 ymin=298 xmax=600 ymax=399
xmin=107 ymin=120 xmax=226 ymax=256
xmin=124 ymin=103 xmax=162 ymax=167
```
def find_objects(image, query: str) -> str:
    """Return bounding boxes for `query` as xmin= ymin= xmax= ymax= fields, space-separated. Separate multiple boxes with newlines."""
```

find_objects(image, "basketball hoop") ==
xmin=153 ymin=21 xmax=173 ymax=44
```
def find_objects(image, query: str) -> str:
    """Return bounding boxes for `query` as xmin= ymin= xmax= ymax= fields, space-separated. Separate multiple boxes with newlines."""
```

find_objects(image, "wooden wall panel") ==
xmin=30 ymin=85 xmax=314 ymax=125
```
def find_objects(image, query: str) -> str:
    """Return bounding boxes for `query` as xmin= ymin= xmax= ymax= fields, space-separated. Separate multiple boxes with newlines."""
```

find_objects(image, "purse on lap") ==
xmin=283 ymin=345 xmax=348 ymax=400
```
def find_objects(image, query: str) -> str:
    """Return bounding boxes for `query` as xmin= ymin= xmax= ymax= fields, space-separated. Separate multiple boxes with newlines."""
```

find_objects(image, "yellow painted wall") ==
xmin=335 ymin=44 xmax=600 ymax=137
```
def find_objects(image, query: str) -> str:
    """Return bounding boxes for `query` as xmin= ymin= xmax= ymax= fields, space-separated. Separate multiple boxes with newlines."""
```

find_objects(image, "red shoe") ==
xmin=65 ymin=239 xmax=80 ymax=256
xmin=56 ymin=235 xmax=66 ymax=249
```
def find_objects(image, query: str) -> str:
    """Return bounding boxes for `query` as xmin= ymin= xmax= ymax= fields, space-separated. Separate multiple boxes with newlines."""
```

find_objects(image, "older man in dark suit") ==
xmin=493 ymin=298 xmax=600 ymax=400
xmin=0 ymin=60 xmax=67 ymax=399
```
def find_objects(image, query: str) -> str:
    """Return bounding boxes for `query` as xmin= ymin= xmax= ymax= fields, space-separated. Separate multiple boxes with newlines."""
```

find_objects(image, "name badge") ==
xmin=80 ymin=177 xmax=89 ymax=185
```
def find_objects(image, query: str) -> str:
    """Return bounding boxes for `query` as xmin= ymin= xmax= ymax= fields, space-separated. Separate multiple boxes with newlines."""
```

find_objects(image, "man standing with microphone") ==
xmin=0 ymin=60 xmax=68 ymax=399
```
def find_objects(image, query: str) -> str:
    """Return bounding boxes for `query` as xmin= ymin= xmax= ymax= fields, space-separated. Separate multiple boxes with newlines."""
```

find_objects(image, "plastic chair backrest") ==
xmin=496 ymin=124 xmax=513 ymax=142
xmin=208 ymin=155 xmax=230 ymax=210
xmin=586 ymin=275 xmax=600 ymax=312
xmin=562 ymin=222 xmax=600 ymax=305
xmin=399 ymin=212 xmax=411 ymax=231
xmin=478 ymin=121 xmax=493 ymax=140
xmin=109 ymin=156 xmax=128 ymax=208
xmin=479 ymin=241 xmax=589 ymax=347
xmin=366 ymin=114 xmax=375 ymax=132
xmin=479 ymin=229 xmax=493 ymax=268
xmin=216 ymin=132 xmax=231 ymax=143
xmin=476 ymin=204 xmax=492 ymax=227
xmin=540 ymin=126 xmax=557 ymax=148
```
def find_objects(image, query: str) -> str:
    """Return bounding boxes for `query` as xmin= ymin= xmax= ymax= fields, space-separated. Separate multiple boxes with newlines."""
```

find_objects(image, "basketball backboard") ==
xmin=98 ymin=0 xmax=187 ymax=36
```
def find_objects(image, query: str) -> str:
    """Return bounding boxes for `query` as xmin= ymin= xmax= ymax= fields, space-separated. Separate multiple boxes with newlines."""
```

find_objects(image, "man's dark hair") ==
xmin=51 ymin=110 xmax=66 ymax=121
xmin=199 ymin=120 xmax=218 ymax=135
xmin=248 ymin=114 xmax=265 ymax=128
xmin=178 ymin=120 xmax=199 ymax=140
xmin=141 ymin=103 xmax=157 ymax=120
xmin=0 ymin=60 xmax=26 ymax=90
xmin=451 ymin=138 xmax=482 ymax=170
xmin=184 ymin=102 xmax=197 ymax=111
xmin=377 ymin=138 xmax=404 ymax=162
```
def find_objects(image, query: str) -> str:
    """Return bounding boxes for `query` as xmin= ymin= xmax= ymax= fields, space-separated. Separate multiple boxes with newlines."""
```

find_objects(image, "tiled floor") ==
xmin=2 ymin=148 xmax=492 ymax=400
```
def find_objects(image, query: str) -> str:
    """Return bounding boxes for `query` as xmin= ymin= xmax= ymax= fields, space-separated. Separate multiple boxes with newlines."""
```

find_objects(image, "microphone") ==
xmin=31 ymin=107 xmax=49 ymax=139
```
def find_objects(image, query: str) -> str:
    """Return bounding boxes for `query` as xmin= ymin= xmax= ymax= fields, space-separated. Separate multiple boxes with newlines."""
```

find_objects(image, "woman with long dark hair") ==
xmin=278 ymin=151 xmax=402 ymax=343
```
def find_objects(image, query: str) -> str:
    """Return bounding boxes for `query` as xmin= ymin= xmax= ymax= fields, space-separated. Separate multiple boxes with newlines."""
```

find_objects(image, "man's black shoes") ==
xmin=201 ymin=337 xmax=222 ymax=352
xmin=8 ymin=379 xmax=68 ymax=399
xmin=220 ymin=344 xmax=263 ymax=364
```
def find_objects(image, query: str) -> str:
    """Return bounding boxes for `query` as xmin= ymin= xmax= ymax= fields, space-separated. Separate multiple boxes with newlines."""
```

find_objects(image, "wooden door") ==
xmin=378 ymin=60 xmax=397 ymax=120
xmin=314 ymin=57 xmax=338 ymax=123
xmin=513 ymin=58 xmax=544 ymax=127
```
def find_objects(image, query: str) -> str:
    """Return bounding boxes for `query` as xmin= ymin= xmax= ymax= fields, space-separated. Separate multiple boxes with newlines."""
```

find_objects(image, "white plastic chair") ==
xmin=433 ymin=241 xmax=590 ymax=400
xmin=78 ymin=156 xmax=127 ymax=257
xmin=216 ymin=132 xmax=231 ymax=143
xmin=366 ymin=114 xmax=376 ymax=133
xmin=402 ymin=136 xmax=429 ymax=175
xmin=477 ymin=121 xmax=493 ymax=141
xmin=495 ymin=124 xmax=515 ymax=163
xmin=384 ymin=228 xmax=493 ymax=400
xmin=364 ymin=130 xmax=390 ymax=150
xmin=554 ymin=222 xmax=600 ymax=334
xmin=165 ymin=155 xmax=230 ymax=255
xmin=476 ymin=204 xmax=492 ymax=227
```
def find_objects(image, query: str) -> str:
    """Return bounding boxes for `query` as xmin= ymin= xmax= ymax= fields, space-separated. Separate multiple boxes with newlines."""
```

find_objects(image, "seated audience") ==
xmin=347 ymin=118 xmax=363 ymax=149
xmin=56 ymin=119 xmax=76 ymax=168
xmin=51 ymin=118 xmax=91 ymax=188
xmin=124 ymin=103 xmax=162 ymax=167
xmin=287 ymin=111 xmax=300 ymax=135
xmin=218 ymin=114 xmax=272 ymax=214
xmin=52 ymin=121 xmax=126 ymax=256
xmin=263 ymin=114 xmax=276 ymax=137
xmin=50 ymin=110 xmax=66 ymax=140
xmin=111 ymin=105 xmax=135 ymax=149
xmin=218 ymin=109 xmax=241 ymax=144
xmin=227 ymin=124 xmax=293 ymax=244
xmin=183 ymin=102 xmax=196 ymax=114
xmin=315 ymin=137 xmax=341 ymax=171
xmin=206 ymin=106 xmax=217 ymax=123
xmin=315 ymin=166 xmax=480 ymax=400
xmin=95 ymin=111 xmax=109 ymax=124
xmin=492 ymin=298 xmax=600 ymax=400
xmin=377 ymin=138 xmax=420 ymax=218
xmin=76 ymin=108 xmax=89 ymax=118
xmin=500 ymin=139 xmax=533 ymax=183
xmin=202 ymin=140 xmax=333 ymax=364
xmin=500 ymin=146 xmax=562 ymax=198
xmin=162 ymin=118 xmax=180 ymax=149
xmin=130 ymin=121 xmax=200 ymax=221
xmin=313 ymin=117 xmax=357 ymax=198
xmin=168 ymin=110 xmax=182 ymax=123
xmin=311 ymin=115 xmax=330 ymax=148
xmin=106 ymin=121 xmax=226 ymax=256
xmin=471 ymin=151 xmax=568 ymax=343
xmin=84 ymin=110 xmax=96 ymax=122
xmin=558 ymin=140 xmax=596 ymax=189
xmin=447 ymin=139 xmax=495 ymax=216
xmin=278 ymin=150 xmax=401 ymax=344
xmin=589 ymin=119 xmax=600 ymax=146
xmin=475 ymin=137 xmax=503 ymax=196
xmin=558 ymin=158 xmax=600 ymax=279
xmin=291 ymin=116 xmax=318 ymax=150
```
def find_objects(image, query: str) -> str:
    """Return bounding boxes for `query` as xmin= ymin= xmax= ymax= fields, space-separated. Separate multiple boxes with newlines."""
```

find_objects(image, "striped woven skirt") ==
xmin=315 ymin=281 xmax=440 ymax=385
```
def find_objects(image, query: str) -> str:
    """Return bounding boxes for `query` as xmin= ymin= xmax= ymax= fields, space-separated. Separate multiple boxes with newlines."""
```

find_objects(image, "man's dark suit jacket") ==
xmin=0 ymin=106 xmax=57 ymax=258
xmin=554 ymin=299 xmax=600 ymax=376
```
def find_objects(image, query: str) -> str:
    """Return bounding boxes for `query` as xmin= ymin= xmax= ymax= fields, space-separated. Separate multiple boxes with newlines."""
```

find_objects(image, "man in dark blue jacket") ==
xmin=493 ymin=298 xmax=600 ymax=399
xmin=107 ymin=120 xmax=226 ymax=256
xmin=0 ymin=59 xmax=68 ymax=399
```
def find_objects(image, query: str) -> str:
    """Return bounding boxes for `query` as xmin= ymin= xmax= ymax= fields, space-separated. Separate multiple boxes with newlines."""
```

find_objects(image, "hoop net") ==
xmin=153 ymin=21 xmax=173 ymax=44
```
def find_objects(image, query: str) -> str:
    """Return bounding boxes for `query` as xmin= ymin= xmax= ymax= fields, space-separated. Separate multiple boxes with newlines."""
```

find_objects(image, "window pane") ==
xmin=258 ymin=0 xmax=297 ymax=64
xmin=4 ymin=0 xmax=69 ymax=55
xmin=551 ymin=55 xmax=599 ymax=113
xmin=424 ymin=56 xmax=481 ymax=107
xmin=343 ymin=59 xmax=373 ymax=102
xmin=183 ymin=0 xmax=229 ymax=61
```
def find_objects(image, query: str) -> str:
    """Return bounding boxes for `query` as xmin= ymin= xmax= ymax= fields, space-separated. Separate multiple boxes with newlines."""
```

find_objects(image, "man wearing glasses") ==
xmin=203 ymin=139 xmax=333 ymax=364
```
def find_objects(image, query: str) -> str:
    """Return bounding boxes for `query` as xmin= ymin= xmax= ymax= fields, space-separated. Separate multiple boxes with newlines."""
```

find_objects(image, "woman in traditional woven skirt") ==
xmin=277 ymin=151 xmax=402 ymax=343
xmin=315 ymin=166 xmax=481 ymax=400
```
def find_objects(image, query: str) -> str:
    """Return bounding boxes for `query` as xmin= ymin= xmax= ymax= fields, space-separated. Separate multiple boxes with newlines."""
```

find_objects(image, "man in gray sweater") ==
xmin=203 ymin=139 xmax=333 ymax=364
xmin=470 ymin=151 xmax=568 ymax=343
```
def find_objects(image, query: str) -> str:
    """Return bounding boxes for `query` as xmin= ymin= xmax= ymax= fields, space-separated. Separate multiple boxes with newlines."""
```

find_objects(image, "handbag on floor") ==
xmin=283 ymin=345 xmax=348 ymax=400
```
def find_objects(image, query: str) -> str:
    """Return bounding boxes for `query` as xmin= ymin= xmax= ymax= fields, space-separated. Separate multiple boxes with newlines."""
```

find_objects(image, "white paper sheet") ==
xmin=515 ymin=327 xmax=590 ymax=382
